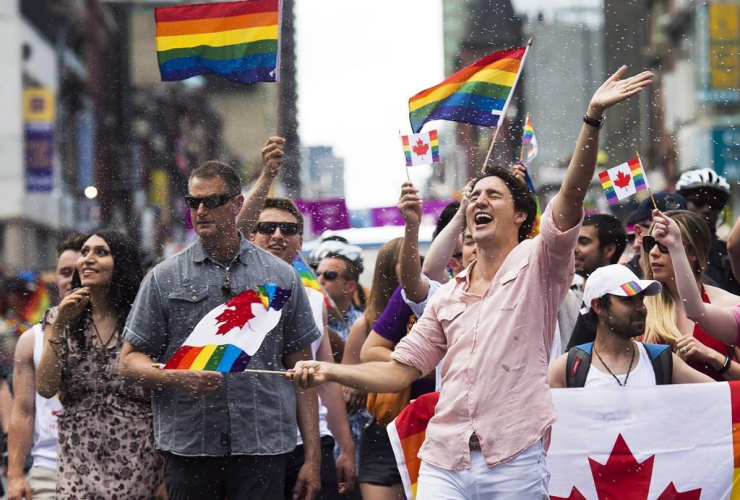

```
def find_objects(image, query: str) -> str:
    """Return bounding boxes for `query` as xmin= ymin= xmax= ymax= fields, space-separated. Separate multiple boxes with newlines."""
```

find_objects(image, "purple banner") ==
xmin=295 ymin=198 xmax=351 ymax=237
xmin=25 ymin=125 xmax=54 ymax=192
xmin=370 ymin=199 xmax=455 ymax=227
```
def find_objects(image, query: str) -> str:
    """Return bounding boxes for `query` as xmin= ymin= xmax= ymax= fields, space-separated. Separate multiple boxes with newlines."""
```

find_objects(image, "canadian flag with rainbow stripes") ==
xmin=598 ymin=156 xmax=650 ymax=204
xmin=389 ymin=383 xmax=740 ymax=499
xmin=163 ymin=285 xmax=291 ymax=372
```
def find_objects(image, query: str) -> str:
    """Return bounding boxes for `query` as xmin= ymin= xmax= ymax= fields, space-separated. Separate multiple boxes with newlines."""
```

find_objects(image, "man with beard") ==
xmin=549 ymin=265 xmax=713 ymax=388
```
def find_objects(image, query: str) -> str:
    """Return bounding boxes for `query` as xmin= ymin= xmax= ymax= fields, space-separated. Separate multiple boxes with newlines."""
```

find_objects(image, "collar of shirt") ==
xmin=192 ymin=232 xmax=253 ymax=266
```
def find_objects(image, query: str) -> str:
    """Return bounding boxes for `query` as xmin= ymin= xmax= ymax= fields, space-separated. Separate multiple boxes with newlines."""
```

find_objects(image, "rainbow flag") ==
xmin=155 ymin=0 xmax=282 ymax=84
xmin=388 ymin=392 xmax=440 ymax=499
xmin=522 ymin=114 xmax=538 ymax=163
xmin=164 ymin=285 xmax=291 ymax=372
xmin=408 ymin=46 xmax=529 ymax=133
xmin=293 ymin=254 xmax=334 ymax=310
xmin=598 ymin=156 xmax=650 ymax=205
xmin=22 ymin=280 xmax=51 ymax=324
xmin=401 ymin=130 xmax=440 ymax=167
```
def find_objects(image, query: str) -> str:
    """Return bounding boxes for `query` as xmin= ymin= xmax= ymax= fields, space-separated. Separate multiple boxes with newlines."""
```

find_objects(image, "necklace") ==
xmin=593 ymin=342 xmax=636 ymax=387
xmin=91 ymin=320 xmax=117 ymax=353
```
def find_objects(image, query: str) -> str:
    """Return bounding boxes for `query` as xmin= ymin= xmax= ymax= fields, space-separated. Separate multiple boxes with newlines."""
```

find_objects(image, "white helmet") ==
xmin=676 ymin=168 xmax=731 ymax=199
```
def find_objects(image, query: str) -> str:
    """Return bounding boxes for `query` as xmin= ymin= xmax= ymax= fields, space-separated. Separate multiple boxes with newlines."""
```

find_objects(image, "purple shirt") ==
xmin=374 ymin=287 xmax=415 ymax=343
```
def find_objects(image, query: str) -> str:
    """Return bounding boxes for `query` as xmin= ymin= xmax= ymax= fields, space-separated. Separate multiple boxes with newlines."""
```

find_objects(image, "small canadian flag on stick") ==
xmin=598 ymin=156 xmax=651 ymax=204
xmin=401 ymin=130 xmax=440 ymax=167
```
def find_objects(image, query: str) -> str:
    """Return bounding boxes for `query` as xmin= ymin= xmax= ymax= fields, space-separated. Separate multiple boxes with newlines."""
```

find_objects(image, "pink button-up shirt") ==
xmin=390 ymin=199 xmax=582 ymax=470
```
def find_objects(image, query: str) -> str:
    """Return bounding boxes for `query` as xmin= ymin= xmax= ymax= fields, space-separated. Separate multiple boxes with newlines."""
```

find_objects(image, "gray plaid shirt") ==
xmin=123 ymin=236 xmax=320 ymax=457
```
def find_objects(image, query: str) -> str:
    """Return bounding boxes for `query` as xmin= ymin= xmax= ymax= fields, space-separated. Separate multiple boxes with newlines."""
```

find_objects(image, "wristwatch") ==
xmin=583 ymin=114 xmax=605 ymax=129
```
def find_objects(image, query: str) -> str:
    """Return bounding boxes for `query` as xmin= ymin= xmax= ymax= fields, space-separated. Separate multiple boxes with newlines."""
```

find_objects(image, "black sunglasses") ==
xmin=642 ymin=235 xmax=669 ymax=254
xmin=255 ymin=222 xmax=301 ymax=236
xmin=686 ymin=194 xmax=725 ymax=210
xmin=185 ymin=192 xmax=240 ymax=210
xmin=317 ymin=270 xmax=343 ymax=281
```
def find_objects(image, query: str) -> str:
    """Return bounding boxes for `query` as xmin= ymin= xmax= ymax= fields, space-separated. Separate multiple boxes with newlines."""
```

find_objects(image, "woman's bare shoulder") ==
xmin=706 ymin=285 xmax=740 ymax=307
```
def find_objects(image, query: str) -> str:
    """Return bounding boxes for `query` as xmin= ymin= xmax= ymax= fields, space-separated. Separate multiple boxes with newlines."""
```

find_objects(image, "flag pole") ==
xmin=480 ymin=38 xmax=533 ymax=174
xmin=519 ymin=112 xmax=529 ymax=163
xmin=636 ymin=151 xmax=658 ymax=210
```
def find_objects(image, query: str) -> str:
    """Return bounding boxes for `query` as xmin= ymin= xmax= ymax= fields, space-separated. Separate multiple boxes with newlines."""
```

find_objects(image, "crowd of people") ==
xmin=0 ymin=65 xmax=739 ymax=499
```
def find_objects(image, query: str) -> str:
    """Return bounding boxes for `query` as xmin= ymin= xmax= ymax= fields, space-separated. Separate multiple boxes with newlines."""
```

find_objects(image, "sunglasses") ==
xmin=686 ymin=194 xmax=725 ymax=210
xmin=255 ymin=222 xmax=301 ymax=236
xmin=317 ymin=270 xmax=343 ymax=281
xmin=185 ymin=192 xmax=240 ymax=210
xmin=642 ymin=235 xmax=669 ymax=254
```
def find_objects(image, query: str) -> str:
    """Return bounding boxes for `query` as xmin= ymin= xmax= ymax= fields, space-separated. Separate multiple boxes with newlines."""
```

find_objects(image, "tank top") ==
xmin=584 ymin=342 xmax=657 ymax=388
xmin=295 ymin=288 xmax=331 ymax=446
xmin=31 ymin=323 xmax=62 ymax=470
xmin=690 ymin=288 xmax=734 ymax=381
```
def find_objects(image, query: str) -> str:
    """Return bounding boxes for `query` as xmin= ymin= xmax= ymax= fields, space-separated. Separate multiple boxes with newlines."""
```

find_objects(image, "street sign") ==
xmin=712 ymin=126 xmax=740 ymax=181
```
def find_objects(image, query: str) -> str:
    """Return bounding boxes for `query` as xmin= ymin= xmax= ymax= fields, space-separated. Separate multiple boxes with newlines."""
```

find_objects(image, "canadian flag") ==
xmin=390 ymin=383 xmax=740 ymax=500
xmin=549 ymin=383 xmax=740 ymax=500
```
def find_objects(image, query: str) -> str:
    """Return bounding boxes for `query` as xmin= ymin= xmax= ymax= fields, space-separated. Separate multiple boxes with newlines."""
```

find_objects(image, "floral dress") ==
xmin=48 ymin=313 xmax=163 ymax=499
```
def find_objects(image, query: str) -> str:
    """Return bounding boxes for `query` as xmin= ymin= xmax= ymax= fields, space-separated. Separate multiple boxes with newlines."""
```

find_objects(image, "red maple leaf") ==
xmin=549 ymin=434 xmax=702 ymax=500
xmin=412 ymin=138 xmax=430 ymax=157
xmin=614 ymin=170 xmax=632 ymax=189
xmin=213 ymin=290 xmax=264 ymax=335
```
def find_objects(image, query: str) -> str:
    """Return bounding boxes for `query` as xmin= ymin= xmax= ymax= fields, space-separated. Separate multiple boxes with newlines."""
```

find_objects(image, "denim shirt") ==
xmin=123 ymin=237 xmax=320 ymax=457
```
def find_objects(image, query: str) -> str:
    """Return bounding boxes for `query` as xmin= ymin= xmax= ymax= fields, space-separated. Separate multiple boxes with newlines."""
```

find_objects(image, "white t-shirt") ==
xmin=295 ymin=288 xmax=332 ymax=445
xmin=584 ymin=342 xmax=657 ymax=388
xmin=31 ymin=323 xmax=62 ymax=470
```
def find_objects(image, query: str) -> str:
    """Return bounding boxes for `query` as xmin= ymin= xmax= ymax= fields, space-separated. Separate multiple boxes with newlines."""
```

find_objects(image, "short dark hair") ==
xmin=325 ymin=253 xmax=360 ymax=282
xmin=582 ymin=214 xmax=627 ymax=264
xmin=56 ymin=234 xmax=86 ymax=258
xmin=189 ymin=161 xmax=242 ymax=193
xmin=433 ymin=201 xmax=460 ymax=240
xmin=470 ymin=166 xmax=537 ymax=242
xmin=259 ymin=198 xmax=304 ymax=234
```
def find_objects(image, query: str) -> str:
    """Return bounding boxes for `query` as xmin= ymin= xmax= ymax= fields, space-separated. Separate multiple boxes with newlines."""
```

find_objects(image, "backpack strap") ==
xmin=642 ymin=342 xmax=673 ymax=385
xmin=565 ymin=343 xmax=594 ymax=388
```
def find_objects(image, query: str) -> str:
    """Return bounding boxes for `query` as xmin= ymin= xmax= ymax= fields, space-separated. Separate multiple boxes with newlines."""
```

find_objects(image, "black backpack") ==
xmin=565 ymin=342 xmax=673 ymax=388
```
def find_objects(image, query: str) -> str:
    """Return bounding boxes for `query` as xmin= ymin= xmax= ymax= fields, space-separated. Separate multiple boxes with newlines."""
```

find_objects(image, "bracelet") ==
xmin=716 ymin=355 xmax=732 ymax=375
xmin=583 ymin=113 xmax=605 ymax=129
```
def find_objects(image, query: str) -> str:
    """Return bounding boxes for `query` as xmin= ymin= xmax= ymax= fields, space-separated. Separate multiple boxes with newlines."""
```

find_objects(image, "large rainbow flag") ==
xmin=163 ymin=285 xmax=291 ymax=372
xmin=408 ymin=46 xmax=529 ymax=133
xmin=155 ymin=0 xmax=282 ymax=84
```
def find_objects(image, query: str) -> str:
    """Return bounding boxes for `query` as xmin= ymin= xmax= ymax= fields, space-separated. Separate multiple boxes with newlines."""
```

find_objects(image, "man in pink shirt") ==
xmin=289 ymin=66 xmax=653 ymax=498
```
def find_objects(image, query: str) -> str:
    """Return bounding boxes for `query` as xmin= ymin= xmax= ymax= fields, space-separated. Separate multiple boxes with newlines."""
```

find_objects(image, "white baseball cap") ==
xmin=580 ymin=265 xmax=662 ymax=315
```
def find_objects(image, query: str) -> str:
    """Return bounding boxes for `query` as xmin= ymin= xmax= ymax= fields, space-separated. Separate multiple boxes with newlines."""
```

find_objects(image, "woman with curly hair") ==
xmin=36 ymin=230 xmax=163 ymax=499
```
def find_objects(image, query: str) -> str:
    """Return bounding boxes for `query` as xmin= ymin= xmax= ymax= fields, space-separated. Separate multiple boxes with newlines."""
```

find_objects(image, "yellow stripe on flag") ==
xmin=156 ymin=25 xmax=279 ymax=51
xmin=190 ymin=344 xmax=218 ymax=370
xmin=731 ymin=468 xmax=740 ymax=499
xmin=467 ymin=68 xmax=519 ymax=87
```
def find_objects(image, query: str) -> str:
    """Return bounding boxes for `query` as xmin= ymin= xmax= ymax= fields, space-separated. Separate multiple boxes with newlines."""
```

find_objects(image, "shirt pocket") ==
xmin=497 ymin=258 xmax=530 ymax=310
xmin=437 ymin=302 xmax=467 ymax=341
xmin=168 ymin=289 xmax=211 ymax=337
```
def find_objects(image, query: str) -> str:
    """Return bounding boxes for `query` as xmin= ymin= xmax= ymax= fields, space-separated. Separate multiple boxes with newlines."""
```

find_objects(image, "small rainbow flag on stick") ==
xmin=401 ymin=130 xmax=440 ymax=167
xmin=155 ymin=0 xmax=282 ymax=84
xmin=293 ymin=254 xmax=334 ymax=310
xmin=521 ymin=114 xmax=538 ymax=164
xmin=598 ymin=156 xmax=650 ymax=205
xmin=408 ymin=46 xmax=528 ymax=133
xmin=163 ymin=285 xmax=291 ymax=372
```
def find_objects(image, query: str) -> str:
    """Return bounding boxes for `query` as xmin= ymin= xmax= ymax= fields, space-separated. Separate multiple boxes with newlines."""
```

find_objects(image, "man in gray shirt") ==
xmin=120 ymin=141 xmax=322 ymax=500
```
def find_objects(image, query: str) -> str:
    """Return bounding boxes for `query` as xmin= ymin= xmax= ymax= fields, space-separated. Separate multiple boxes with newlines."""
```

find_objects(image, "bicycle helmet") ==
xmin=676 ymin=168 xmax=731 ymax=203
xmin=307 ymin=237 xmax=364 ymax=274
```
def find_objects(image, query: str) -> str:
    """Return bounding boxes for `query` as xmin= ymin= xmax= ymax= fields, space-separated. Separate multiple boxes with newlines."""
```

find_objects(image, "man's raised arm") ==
xmin=236 ymin=136 xmax=285 ymax=235
xmin=553 ymin=66 xmax=653 ymax=232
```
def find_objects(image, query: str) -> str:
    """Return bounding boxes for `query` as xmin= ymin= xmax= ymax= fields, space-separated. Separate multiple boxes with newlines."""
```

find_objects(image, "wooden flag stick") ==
xmin=480 ymin=123 xmax=503 ymax=174
xmin=636 ymin=151 xmax=658 ymax=210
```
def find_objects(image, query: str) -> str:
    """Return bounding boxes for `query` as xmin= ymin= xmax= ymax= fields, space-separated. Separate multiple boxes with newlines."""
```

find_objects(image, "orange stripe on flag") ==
xmin=156 ymin=11 xmax=279 ymax=37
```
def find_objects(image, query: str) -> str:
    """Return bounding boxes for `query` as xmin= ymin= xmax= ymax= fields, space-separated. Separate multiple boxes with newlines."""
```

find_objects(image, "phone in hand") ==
xmin=71 ymin=269 xmax=82 ymax=291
